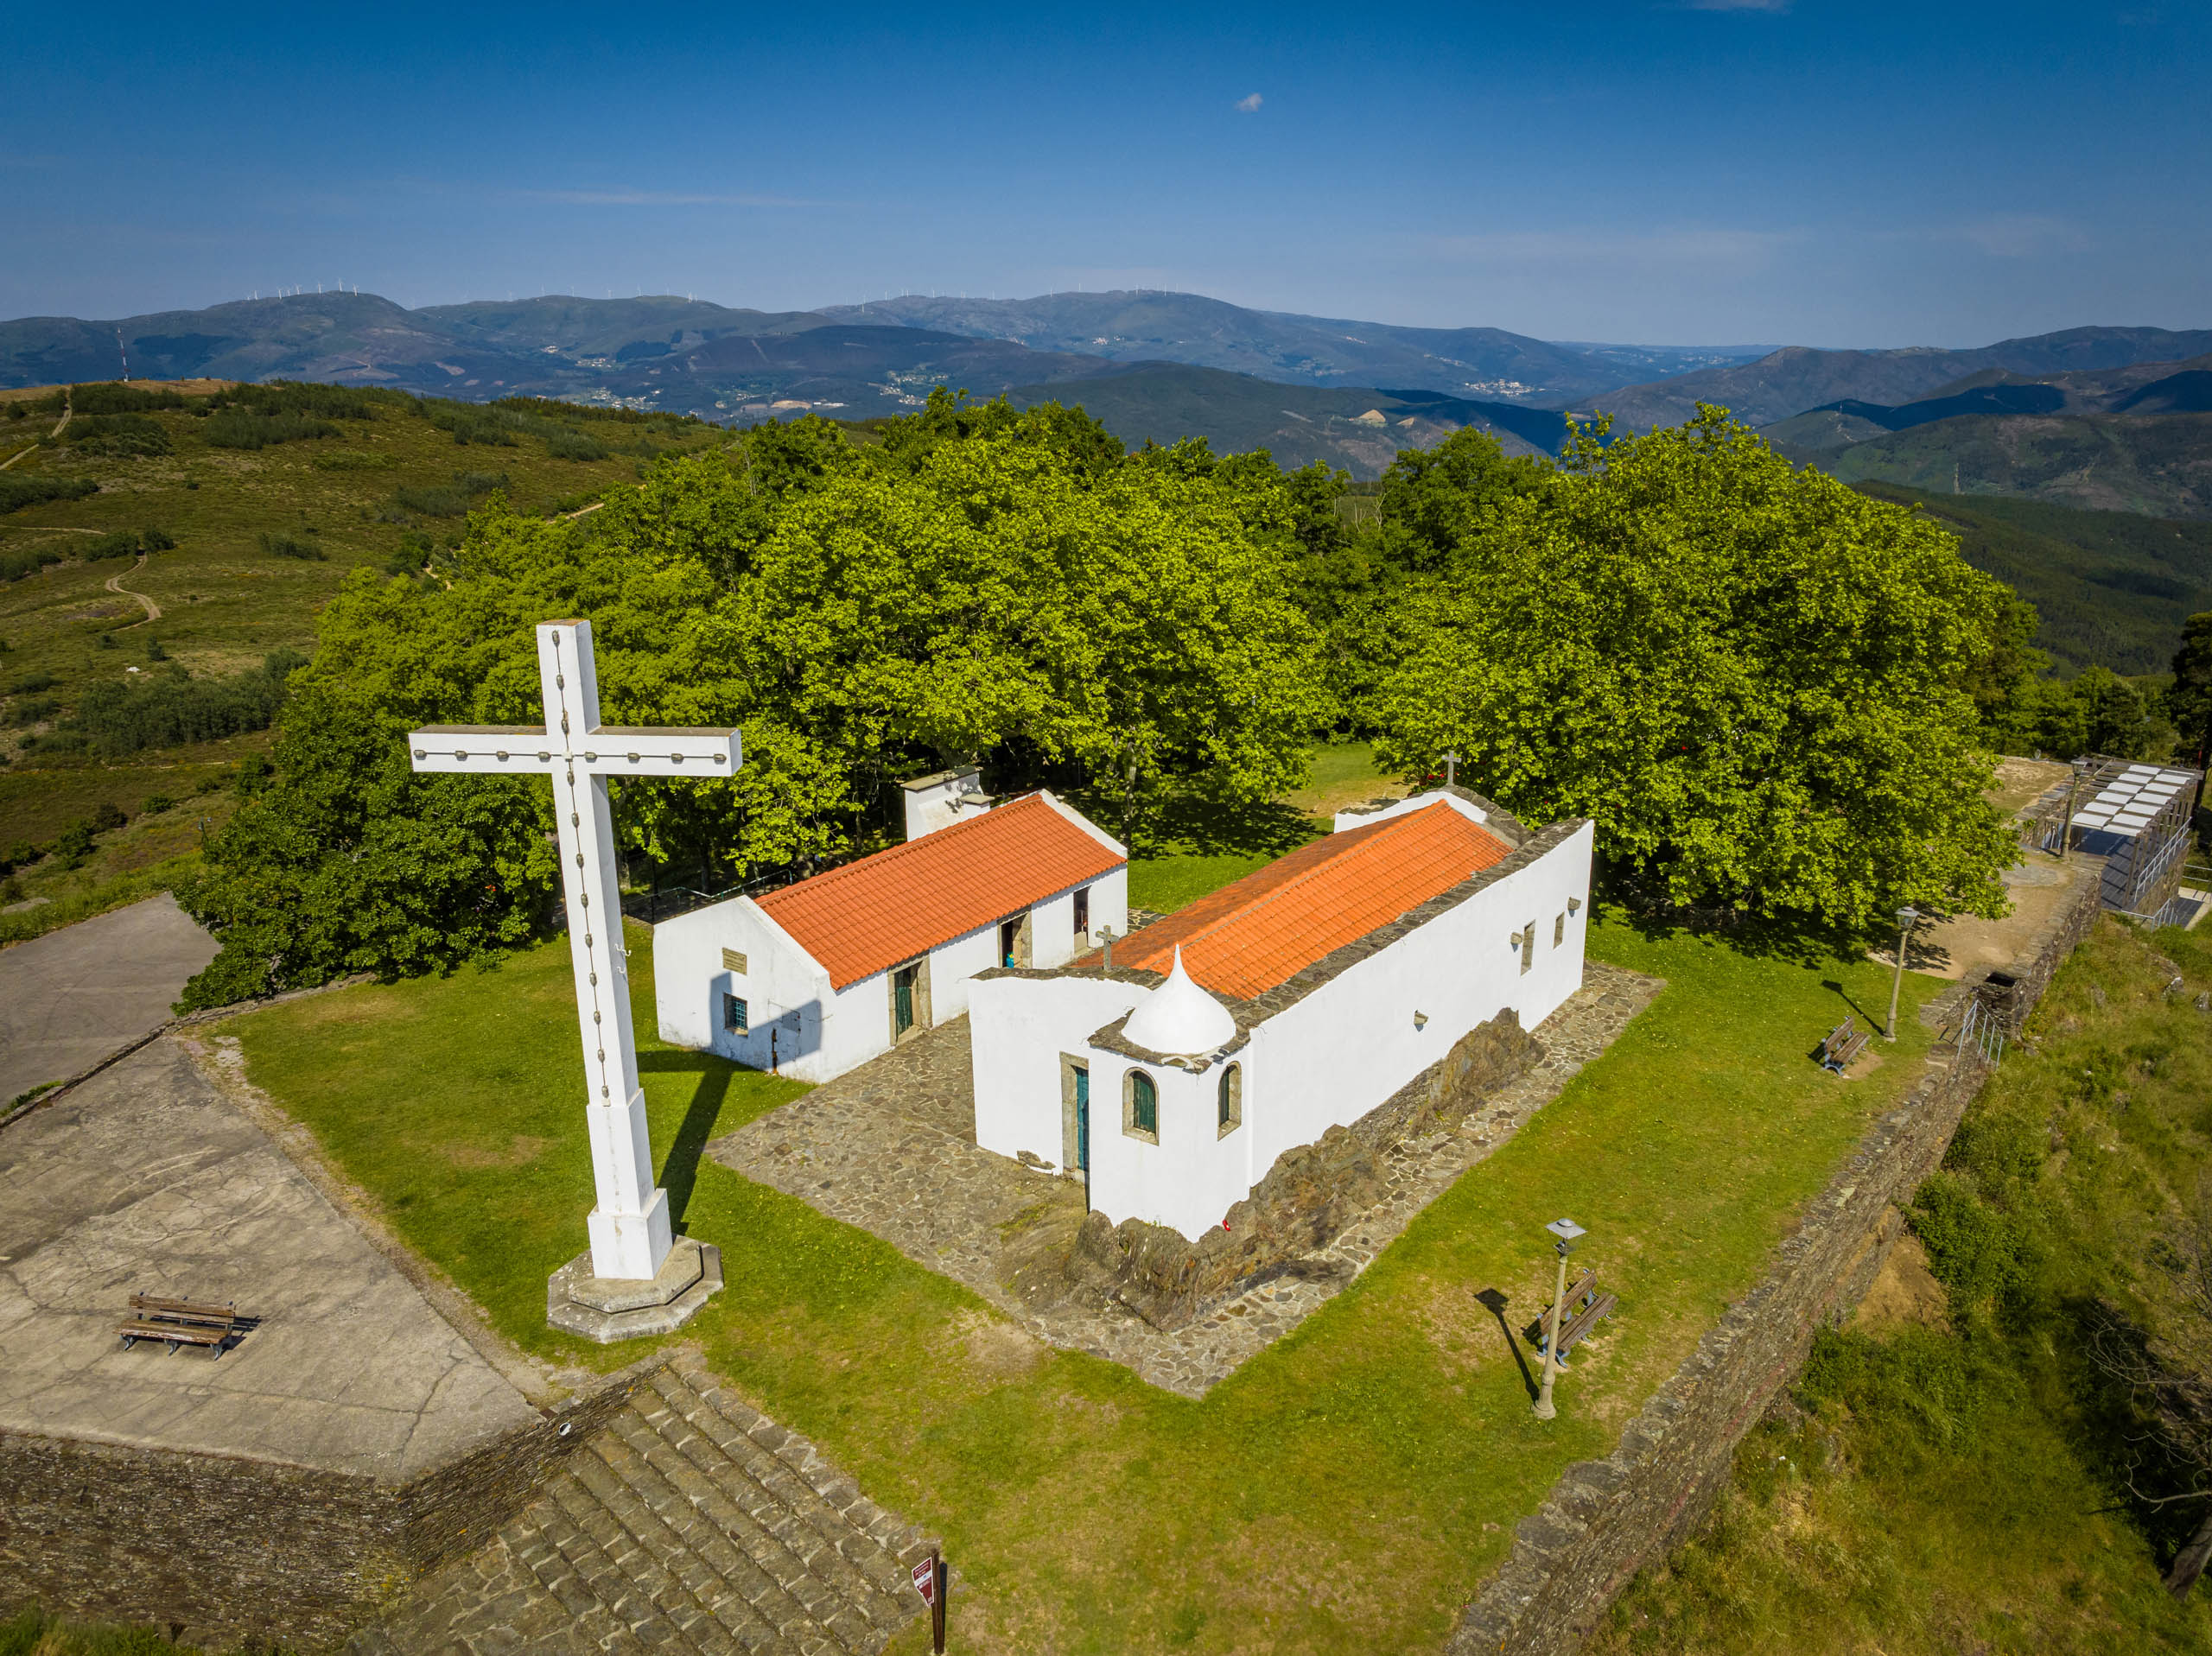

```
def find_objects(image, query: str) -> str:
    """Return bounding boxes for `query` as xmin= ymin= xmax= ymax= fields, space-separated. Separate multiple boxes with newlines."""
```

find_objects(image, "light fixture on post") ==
xmin=1533 ymin=1216 xmax=1586 ymax=1420
xmin=1885 ymin=906 xmax=1922 ymax=1042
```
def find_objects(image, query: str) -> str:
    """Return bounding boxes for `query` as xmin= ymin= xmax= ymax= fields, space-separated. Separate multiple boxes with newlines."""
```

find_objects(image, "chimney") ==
xmin=900 ymin=768 xmax=993 ymax=841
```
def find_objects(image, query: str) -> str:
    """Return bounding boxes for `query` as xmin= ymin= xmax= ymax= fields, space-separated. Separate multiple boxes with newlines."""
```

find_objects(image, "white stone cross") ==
xmin=407 ymin=619 xmax=740 ymax=1282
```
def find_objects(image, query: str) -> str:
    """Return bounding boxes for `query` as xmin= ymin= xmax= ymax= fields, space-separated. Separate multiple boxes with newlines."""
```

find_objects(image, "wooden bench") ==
xmin=1535 ymin=1270 xmax=1617 ymax=1370
xmin=1820 ymin=1015 xmax=1872 ymax=1074
xmin=118 ymin=1293 xmax=238 ymax=1358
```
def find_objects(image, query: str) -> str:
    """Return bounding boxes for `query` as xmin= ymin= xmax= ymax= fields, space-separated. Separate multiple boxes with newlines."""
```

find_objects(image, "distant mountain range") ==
xmin=1590 ymin=327 xmax=2212 ymax=431
xmin=1756 ymin=356 xmax=2212 ymax=519
xmin=2 ymin=290 xmax=2209 ymax=486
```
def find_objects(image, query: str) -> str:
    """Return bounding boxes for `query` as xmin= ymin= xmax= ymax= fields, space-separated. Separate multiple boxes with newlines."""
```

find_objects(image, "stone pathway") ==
xmin=713 ymin=964 xmax=1661 ymax=1397
xmin=352 ymin=1360 xmax=935 ymax=1656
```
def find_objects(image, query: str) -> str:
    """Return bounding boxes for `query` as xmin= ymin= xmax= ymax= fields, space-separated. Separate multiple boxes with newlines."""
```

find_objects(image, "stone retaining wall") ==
xmin=0 ymin=1355 xmax=664 ymax=1651
xmin=1448 ymin=869 xmax=2107 ymax=1655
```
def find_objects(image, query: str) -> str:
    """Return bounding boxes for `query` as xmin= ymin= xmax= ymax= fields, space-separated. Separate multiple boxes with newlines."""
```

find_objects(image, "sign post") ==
xmin=912 ymin=1549 xmax=947 ymax=1652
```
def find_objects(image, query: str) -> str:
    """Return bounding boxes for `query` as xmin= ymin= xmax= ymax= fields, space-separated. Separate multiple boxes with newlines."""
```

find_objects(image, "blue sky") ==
xmin=4 ymin=2 xmax=2206 ymax=346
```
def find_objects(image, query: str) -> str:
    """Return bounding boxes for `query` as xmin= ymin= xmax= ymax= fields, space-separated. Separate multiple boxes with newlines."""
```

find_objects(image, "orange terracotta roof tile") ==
xmin=759 ymin=794 xmax=1124 ymax=990
xmin=1108 ymin=803 xmax=1511 ymax=1000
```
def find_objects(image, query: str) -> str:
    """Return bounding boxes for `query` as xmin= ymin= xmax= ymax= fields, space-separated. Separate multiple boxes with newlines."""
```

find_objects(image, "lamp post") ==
xmin=1532 ymin=1216 xmax=1586 ymax=1421
xmin=1885 ymin=905 xmax=1921 ymax=1042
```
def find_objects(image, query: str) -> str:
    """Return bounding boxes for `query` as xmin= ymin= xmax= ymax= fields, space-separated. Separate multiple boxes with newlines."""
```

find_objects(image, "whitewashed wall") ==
xmin=986 ymin=819 xmax=1598 ymax=1240
xmin=1333 ymin=790 xmax=1499 ymax=834
xmin=658 ymin=867 xmax=1129 ymax=1086
xmin=971 ymin=973 xmax=1148 ymax=1163
xmin=652 ymin=898 xmax=860 ymax=1082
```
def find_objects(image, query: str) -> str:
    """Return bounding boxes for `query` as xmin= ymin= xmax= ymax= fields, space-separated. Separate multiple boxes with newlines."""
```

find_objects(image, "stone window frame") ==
xmin=1060 ymin=1054 xmax=1090 ymax=1173
xmin=1123 ymin=1068 xmax=1159 ymax=1143
xmin=1554 ymin=911 xmax=1566 ymax=949
xmin=887 ymin=955 xmax=932 ymax=1044
xmin=722 ymin=993 xmax=748 ymax=1032
xmin=1217 ymin=1062 xmax=1242 ymax=1138
xmin=1520 ymin=918 xmax=1536 ymax=975
xmin=997 ymin=910 xmax=1033 ymax=968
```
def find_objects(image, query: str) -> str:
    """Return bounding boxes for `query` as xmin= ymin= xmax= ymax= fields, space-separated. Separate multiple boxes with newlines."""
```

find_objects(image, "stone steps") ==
xmin=353 ymin=1361 xmax=932 ymax=1656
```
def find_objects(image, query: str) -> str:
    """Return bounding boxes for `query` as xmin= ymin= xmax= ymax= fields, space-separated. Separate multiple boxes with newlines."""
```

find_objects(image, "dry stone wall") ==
xmin=0 ymin=1355 xmax=663 ymax=1651
xmin=1447 ymin=870 xmax=2107 ymax=1655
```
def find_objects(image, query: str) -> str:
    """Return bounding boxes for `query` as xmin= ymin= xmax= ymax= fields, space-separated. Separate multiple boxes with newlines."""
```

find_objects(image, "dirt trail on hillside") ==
xmin=106 ymin=550 xmax=160 ymax=628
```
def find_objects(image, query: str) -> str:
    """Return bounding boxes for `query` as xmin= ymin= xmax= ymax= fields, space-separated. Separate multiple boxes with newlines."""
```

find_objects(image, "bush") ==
xmin=84 ymin=530 xmax=143 ymax=562
xmin=91 ymin=800 xmax=126 ymax=832
xmin=544 ymin=427 xmax=609 ymax=462
xmin=54 ymin=821 xmax=95 ymax=864
xmin=0 ymin=475 xmax=99 ymax=515
xmin=259 ymin=530 xmax=327 ymax=561
xmin=65 ymin=414 xmax=173 ymax=457
xmin=0 ymin=839 xmax=36 ymax=874
xmin=7 ymin=672 xmax=57 ymax=694
xmin=143 ymin=793 xmax=175 ymax=814
xmin=6 ymin=695 xmax=59 ymax=726
xmin=67 ymin=381 xmax=187 ymax=415
xmin=67 ymin=650 xmax=305 ymax=753
xmin=0 ymin=546 xmax=66 ymax=581
xmin=142 ymin=526 xmax=175 ymax=551
xmin=312 ymin=449 xmax=397 ymax=471
xmin=391 ymin=471 xmax=507 ymax=518
xmin=205 ymin=409 xmax=340 ymax=449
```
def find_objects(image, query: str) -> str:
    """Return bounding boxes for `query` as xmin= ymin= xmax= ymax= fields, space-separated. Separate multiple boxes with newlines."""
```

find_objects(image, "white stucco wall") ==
xmin=976 ymin=818 xmax=1598 ymax=1240
xmin=658 ymin=866 xmax=1130 ymax=1086
xmin=971 ymin=972 xmax=1149 ymax=1164
xmin=652 ymin=897 xmax=863 ymax=1083
xmin=1333 ymin=789 xmax=1497 ymax=834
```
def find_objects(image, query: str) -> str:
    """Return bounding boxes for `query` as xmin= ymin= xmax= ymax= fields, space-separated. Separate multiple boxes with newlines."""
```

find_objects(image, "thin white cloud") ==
xmin=1423 ymin=226 xmax=1808 ymax=272
xmin=1234 ymin=92 xmax=1263 ymax=113
xmin=1950 ymin=213 xmax=2089 ymax=258
xmin=523 ymin=189 xmax=824 ymax=208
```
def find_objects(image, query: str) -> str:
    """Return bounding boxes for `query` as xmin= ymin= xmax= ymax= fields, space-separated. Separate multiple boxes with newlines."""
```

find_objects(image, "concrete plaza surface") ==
xmin=0 ymin=1038 xmax=537 ymax=1482
xmin=0 ymin=892 xmax=219 ymax=1101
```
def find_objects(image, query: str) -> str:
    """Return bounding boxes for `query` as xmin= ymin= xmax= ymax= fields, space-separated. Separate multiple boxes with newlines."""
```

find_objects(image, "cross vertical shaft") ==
xmin=407 ymin=619 xmax=740 ymax=1282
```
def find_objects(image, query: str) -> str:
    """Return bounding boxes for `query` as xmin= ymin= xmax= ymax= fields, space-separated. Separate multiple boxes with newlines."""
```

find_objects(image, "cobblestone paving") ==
xmin=713 ymin=964 xmax=1662 ymax=1398
xmin=351 ymin=1361 xmax=935 ymax=1656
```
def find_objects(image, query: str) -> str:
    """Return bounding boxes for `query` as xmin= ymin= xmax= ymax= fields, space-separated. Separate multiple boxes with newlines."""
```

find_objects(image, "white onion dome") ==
xmin=1123 ymin=947 xmax=1237 ymax=1056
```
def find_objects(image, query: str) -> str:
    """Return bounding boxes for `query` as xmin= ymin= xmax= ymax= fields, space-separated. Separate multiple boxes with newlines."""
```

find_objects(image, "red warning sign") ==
xmin=912 ymin=1557 xmax=937 ymax=1607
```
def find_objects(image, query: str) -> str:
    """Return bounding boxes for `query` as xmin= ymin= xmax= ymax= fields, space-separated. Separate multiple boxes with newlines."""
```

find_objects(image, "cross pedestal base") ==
xmin=546 ymin=1235 xmax=724 ymax=1343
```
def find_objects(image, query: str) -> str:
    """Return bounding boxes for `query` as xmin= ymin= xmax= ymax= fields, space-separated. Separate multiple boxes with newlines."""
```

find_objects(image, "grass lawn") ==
xmin=224 ymin=901 xmax=1946 ymax=1654
xmin=1592 ymin=919 xmax=2212 ymax=1653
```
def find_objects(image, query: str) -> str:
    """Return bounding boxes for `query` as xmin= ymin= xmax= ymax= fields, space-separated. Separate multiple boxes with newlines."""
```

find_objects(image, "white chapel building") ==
xmin=970 ymin=789 xmax=1594 ymax=1239
xmin=655 ymin=771 xmax=1128 ymax=1083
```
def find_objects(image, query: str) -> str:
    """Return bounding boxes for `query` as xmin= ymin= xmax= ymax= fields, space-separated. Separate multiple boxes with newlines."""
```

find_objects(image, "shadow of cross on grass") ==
xmin=639 ymin=1049 xmax=737 ymax=1230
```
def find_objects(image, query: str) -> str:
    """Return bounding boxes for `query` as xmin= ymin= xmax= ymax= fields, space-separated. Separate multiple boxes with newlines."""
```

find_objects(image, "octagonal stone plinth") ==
xmin=548 ymin=1236 xmax=723 ymax=1342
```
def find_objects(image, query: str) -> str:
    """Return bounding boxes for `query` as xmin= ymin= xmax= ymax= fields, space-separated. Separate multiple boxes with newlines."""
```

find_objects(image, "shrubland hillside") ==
xmin=0 ymin=378 xmax=721 ymax=935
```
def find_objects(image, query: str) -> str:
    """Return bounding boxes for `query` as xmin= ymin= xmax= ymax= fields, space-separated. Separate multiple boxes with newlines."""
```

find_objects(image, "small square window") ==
xmin=722 ymin=993 xmax=748 ymax=1032
xmin=721 ymin=947 xmax=747 ymax=974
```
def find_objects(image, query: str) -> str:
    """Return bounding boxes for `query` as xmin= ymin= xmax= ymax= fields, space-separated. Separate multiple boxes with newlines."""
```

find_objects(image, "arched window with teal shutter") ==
xmin=1124 ymin=1069 xmax=1158 ymax=1141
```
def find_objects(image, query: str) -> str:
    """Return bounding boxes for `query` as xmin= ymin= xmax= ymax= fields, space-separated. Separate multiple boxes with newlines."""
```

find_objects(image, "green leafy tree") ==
xmin=2171 ymin=612 xmax=2212 ymax=767
xmin=1376 ymin=408 xmax=2017 ymax=931
xmin=736 ymin=421 xmax=1328 ymax=841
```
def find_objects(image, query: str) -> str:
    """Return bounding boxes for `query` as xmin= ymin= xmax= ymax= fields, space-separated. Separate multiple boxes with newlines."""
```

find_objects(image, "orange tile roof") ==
xmin=758 ymin=794 xmax=1125 ymax=990
xmin=1108 ymin=803 xmax=1512 ymax=1001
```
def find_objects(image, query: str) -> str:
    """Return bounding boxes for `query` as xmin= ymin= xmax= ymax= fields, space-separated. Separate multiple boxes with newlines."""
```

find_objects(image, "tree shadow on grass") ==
xmin=1140 ymin=789 xmax=1322 ymax=860
xmin=639 ymin=1050 xmax=734 ymax=1229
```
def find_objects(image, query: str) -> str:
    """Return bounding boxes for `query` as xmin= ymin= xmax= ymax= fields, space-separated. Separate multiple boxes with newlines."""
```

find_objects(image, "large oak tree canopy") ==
xmin=1376 ymin=408 xmax=2018 ymax=930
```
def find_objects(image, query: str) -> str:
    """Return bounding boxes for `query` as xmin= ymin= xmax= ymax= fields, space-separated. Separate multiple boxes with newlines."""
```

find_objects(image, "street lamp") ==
xmin=1885 ymin=905 xmax=1921 ymax=1041
xmin=1532 ymin=1216 xmax=1586 ymax=1421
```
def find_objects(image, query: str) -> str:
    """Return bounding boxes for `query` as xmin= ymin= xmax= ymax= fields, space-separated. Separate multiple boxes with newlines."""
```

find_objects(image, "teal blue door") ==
xmin=1074 ymin=1066 xmax=1090 ymax=1171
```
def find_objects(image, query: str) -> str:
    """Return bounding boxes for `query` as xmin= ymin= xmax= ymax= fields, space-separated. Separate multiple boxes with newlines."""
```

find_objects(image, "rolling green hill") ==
xmin=1821 ymin=412 xmax=2212 ymax=521
xmin=0 ymin=382 xmax=720 ymax=871
xmin=1853 ymin=483 xmax=2212 ymax=673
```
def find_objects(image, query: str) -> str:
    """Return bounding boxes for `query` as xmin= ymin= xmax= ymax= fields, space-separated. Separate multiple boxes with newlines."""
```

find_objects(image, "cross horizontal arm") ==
xmin=407 ymin=726 xmax=560 ymax=774
xmin=575 ymin=726 xmax=741 ymax=777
